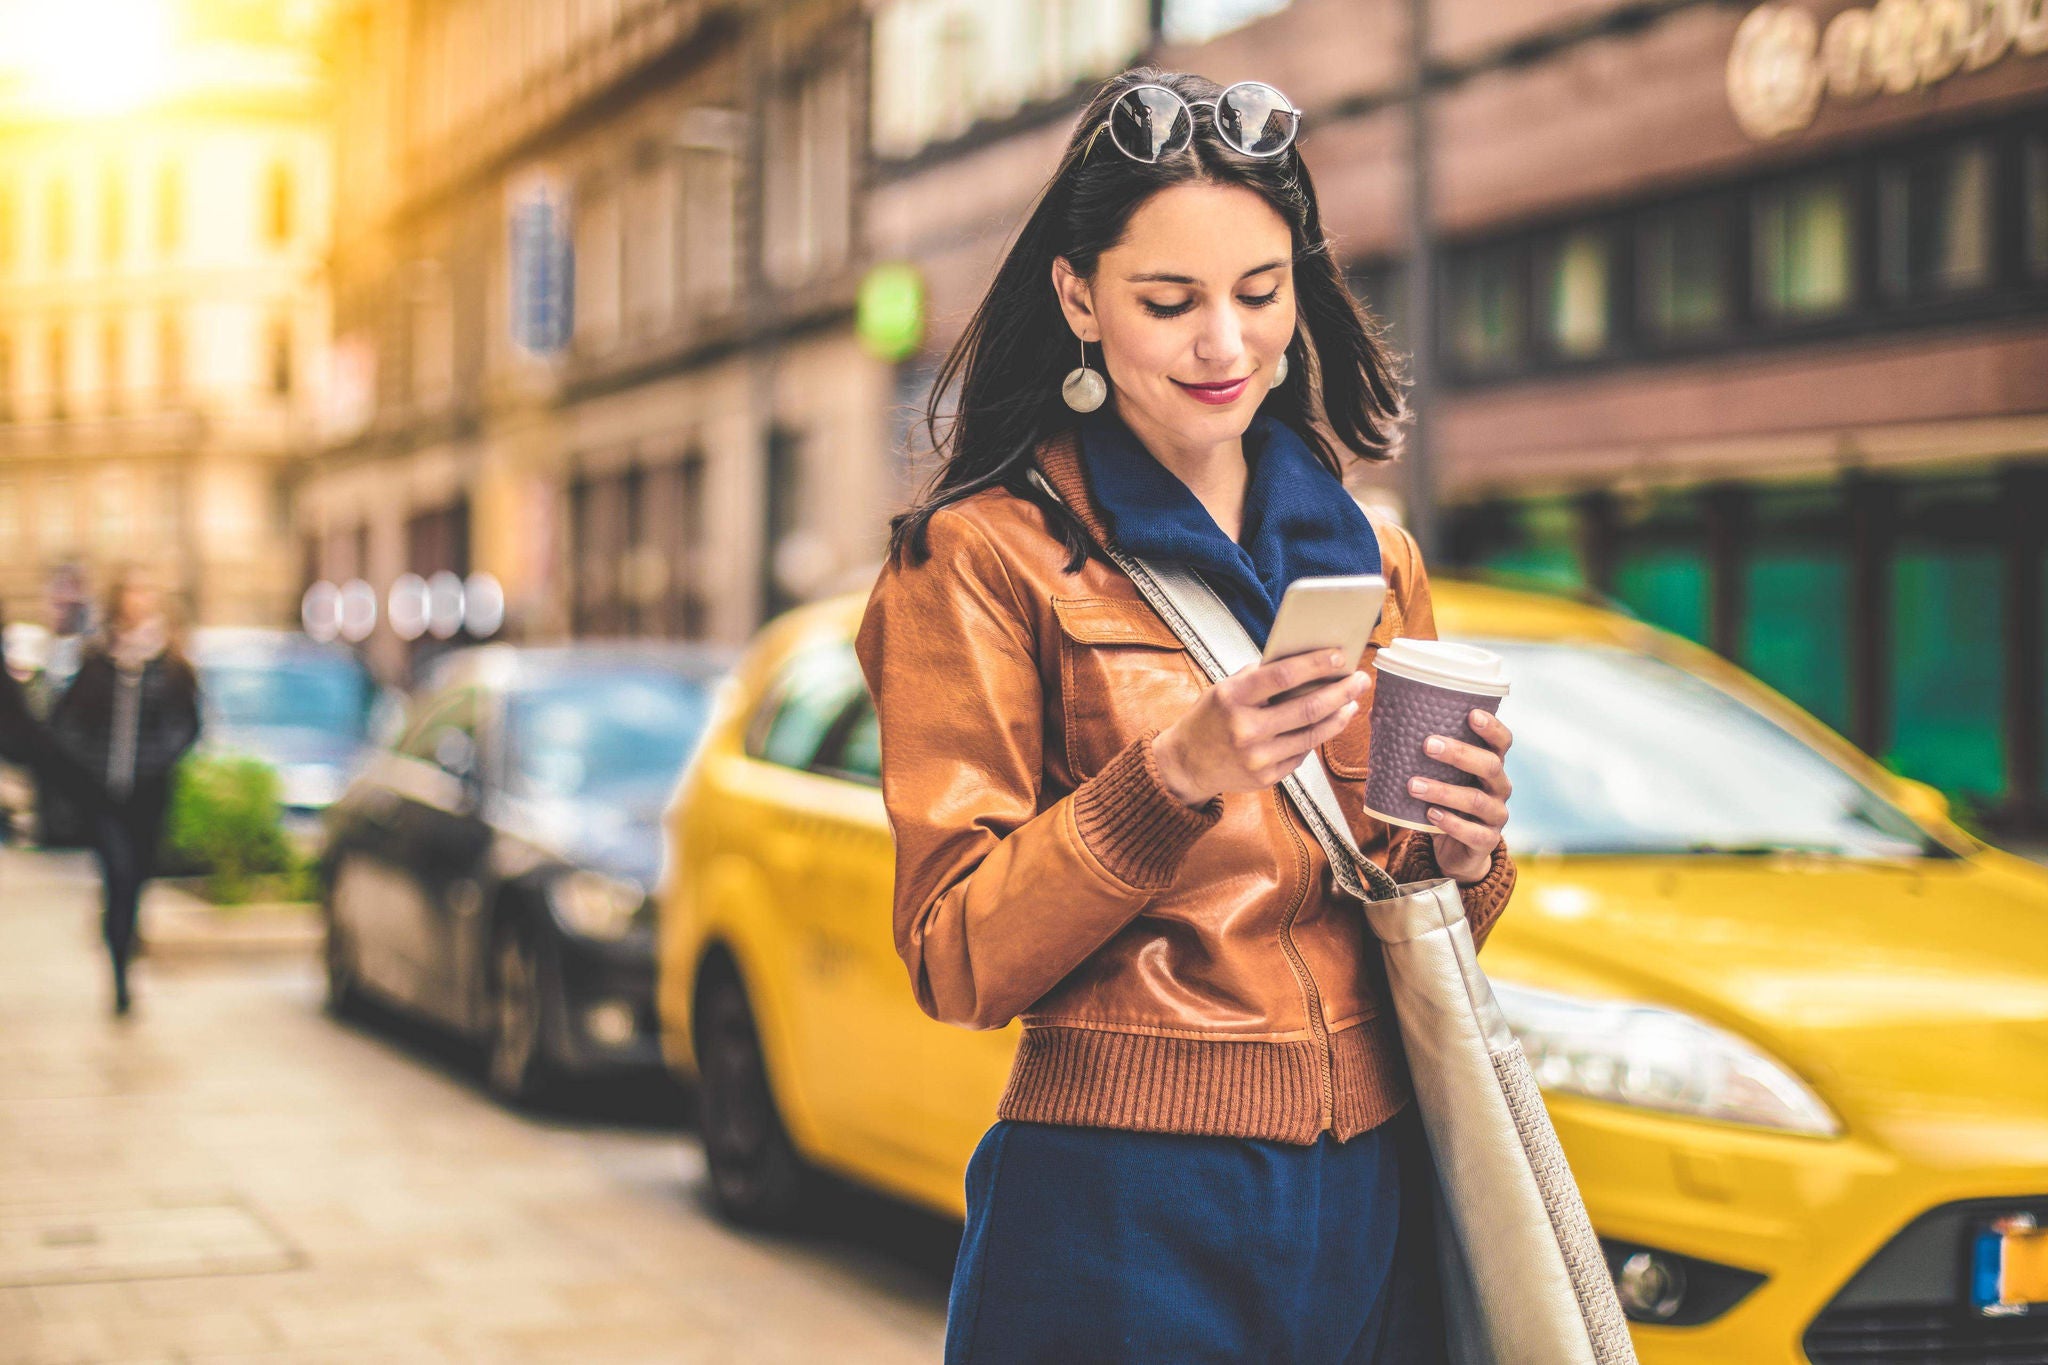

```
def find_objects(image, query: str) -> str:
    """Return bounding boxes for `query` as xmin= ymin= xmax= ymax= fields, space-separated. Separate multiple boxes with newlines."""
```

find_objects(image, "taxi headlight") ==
xmin=1492 ymin=980 xmax=1842 ymax=1137
xmin=547 ymin=870 xmax=649 ymax=941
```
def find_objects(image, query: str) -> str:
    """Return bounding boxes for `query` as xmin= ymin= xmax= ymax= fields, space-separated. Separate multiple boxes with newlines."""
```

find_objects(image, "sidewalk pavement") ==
xmin=0 ymin=847 xmax=949 ymax=1364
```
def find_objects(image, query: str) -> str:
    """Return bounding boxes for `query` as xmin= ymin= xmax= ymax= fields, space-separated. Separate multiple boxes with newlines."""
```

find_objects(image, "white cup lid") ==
xmin=1375 ymin=637 xmax=1509 ymax=696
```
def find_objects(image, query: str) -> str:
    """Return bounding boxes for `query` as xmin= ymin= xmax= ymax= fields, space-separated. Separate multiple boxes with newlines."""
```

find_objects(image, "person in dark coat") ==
xmin=0 ymin=605 xmax=111 ymax=827
xmin=49 ymin=566 xmax=203 ymax=1015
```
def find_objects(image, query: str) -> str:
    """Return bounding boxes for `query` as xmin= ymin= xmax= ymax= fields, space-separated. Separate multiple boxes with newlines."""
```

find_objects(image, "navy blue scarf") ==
xmin=1076 ymin=407 xmax=1382 ymax=649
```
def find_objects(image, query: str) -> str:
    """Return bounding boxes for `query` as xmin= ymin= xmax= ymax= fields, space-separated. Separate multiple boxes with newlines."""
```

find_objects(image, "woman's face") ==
xmin=1055 ymin=181 xmax=1296 ymax=451
xmin=117 ymin=575 xmax=160 ymax=629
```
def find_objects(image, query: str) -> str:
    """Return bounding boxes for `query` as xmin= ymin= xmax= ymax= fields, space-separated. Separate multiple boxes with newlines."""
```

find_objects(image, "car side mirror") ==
xmin=1892 ymin=775 xmax=1951 ymax=828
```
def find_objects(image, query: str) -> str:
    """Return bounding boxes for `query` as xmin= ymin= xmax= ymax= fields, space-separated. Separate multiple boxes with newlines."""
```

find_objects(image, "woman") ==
xmin=51 ymin=565 xmax=202 ymax=1015
xmin=854 ymin=70 xmax=1519 ymax=1363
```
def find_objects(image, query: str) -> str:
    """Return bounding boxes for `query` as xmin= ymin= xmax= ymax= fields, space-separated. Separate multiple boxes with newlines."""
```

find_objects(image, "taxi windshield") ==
xmin=1479 ymin=638 xmax=1944 ymax=859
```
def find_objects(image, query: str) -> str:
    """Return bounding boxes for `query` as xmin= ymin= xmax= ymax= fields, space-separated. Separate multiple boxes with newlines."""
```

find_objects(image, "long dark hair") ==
xmin=886 ymin=66 xmax=1410 ymax=571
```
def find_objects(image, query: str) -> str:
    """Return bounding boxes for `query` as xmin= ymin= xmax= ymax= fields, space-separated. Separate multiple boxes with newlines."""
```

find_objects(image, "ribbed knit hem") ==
xmin=997 ymin=1014 xmax=1413 ymax=1145
xmin=1391 ymin=830 xmax=1517 ymax=950
xmin=1070 ymin=729 xmax=1223 ymax=890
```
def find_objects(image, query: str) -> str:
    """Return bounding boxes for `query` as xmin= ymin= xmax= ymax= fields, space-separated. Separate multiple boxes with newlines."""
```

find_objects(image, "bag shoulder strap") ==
xmin=1026 ymin=465 xmax=1401 ymax=903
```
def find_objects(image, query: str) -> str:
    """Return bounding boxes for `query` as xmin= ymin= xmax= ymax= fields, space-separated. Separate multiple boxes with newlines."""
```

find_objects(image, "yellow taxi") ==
xmin=655 ymin=579 xmax=2048 ymax=1364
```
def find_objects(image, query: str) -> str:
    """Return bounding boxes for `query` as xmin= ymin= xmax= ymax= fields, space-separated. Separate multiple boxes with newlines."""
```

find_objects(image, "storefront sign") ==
xmin=1729 ymin=0 xmax=2048 ymax=139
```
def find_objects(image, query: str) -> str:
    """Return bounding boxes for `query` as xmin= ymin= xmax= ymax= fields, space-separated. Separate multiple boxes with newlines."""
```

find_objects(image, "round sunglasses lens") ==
xmin=1217 ymin=83 xmax=1297 ymax=156
xmin=1109 ymin=86 xmax=1193 ymax=162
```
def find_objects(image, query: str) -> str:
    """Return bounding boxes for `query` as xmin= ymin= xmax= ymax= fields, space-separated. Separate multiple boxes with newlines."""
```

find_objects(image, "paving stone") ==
xmin=0 ymin=847 xmax=948 ymax=1364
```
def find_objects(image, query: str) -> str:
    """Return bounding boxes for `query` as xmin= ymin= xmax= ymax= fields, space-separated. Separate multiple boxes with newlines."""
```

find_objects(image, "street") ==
xmin=0 ymin=848 xmax=952 ymax=1364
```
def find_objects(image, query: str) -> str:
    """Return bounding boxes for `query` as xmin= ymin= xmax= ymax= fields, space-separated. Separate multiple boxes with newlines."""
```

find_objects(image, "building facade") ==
xmin=0 ymin=5 xmax=332 ymax=630
xmin=304 ymin=0 xmax=885 ymax=685
xmin=862 ymin=0 xmax=2048 ymax=836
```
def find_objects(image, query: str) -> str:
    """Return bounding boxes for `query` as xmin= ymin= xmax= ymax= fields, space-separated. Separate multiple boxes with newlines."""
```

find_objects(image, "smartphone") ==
xmin=1259 ymin=574 xmax=1387 ymax=705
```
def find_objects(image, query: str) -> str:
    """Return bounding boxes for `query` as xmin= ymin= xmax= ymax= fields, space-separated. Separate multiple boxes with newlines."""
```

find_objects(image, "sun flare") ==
xmin=0 ymin=0 xmax=178 ymax=116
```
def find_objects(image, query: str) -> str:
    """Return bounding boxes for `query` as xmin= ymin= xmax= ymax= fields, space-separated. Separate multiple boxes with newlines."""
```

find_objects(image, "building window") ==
xmin=574 ymin=184 xmax=622 ymax=352
xmin=264 ymin=160 xmax=294 ymax=245
xmin=2023 ymin=128 xmax=2048 ymax=282
xmin=1535 ymin=227 xmax=1612 ymax=358
xmin=624 ymin=158 xmax=676 ymax=339
xmin=1886 ymin=478 xmax=2004 ymax=801
xmin=1611 ymin=487 xmax=1709 ymax=646
xmin=156 ymin=164 xmax=182 ymax=255
xmin=667 ymin=452 xmax=709 ymax=638
xmin=1753 ymin=171 xmax=1854 ymax=319
xmin=1638 ymin=199 xmax=1730 ymax=340
xmin=1458 ymin=497 xmax=1586 ymax=592
xmin=1163 ymin=0 xmax=1290 ymax=44
xmin=1740 ymin=484 xmax=1851 ymax=735
xmin=46 ymin=325 xmax=68 ymax=420
xmin=680 ymin=142 xmax=739 ymax=316
xmin=101 ymin=320 xmax=123 ymax=414
xmin=870 ymin=0 xmax=1147 ymax=159
xmin=1877 ymin=138 xmax=1994 ymax=302
xmin=761 ymin=424 xmax=804 ymax=620
xmin=268 ymin=314 xmax=294 ymax=396
xmin=1444 ymin=242 xmax=1524 ymax=374
xmin=158 ymin=312 xmax=183 ymax=399
xmin=764 ymin=62 xmax=855 ymax=288
xmin=47 ymin=180 xmax=72 ymax=266
xmin=101 ymin=166 xmax=125 ymax=263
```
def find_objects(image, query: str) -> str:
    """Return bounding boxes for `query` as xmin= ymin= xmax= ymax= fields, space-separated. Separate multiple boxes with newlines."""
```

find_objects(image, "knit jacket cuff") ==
xmin=1072 ymin=729 xmax=1223 ymax=891
xmin=1391 ymin=830 xmax=1517 ymax=950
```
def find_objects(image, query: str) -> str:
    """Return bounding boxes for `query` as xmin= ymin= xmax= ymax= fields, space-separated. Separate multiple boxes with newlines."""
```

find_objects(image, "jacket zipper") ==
xmin=1271 ymin=788 xmax=1335 ymax=1132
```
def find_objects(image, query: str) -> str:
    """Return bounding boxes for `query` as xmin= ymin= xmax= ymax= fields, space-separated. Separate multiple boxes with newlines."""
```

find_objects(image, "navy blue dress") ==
xmin=942 ymin=1104 xmax=1448 ymax=1363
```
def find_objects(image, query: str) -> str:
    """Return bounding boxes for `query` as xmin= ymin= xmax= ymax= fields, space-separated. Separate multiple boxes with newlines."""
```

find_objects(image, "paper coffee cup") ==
xmin=1360 ymin=638 xmax=1510 ymax=833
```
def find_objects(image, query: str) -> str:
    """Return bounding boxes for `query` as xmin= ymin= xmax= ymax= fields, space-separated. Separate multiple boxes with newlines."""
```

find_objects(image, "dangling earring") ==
xmin=1269 ymin=351 xmax=1290 ymax=389
xmin=1062 ymin=337 xmax=1107 ymax=413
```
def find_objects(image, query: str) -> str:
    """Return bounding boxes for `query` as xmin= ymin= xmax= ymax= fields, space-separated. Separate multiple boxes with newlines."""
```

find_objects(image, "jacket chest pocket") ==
xmin=1053 ymin=595 xmax=1200 ymax=779
xmin=1321 ymin=586 xmax=1406 ymax=781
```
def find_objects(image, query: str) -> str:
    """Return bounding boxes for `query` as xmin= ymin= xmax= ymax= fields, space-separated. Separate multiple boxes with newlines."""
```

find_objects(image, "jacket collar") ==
xmin=1031 ymin=425 xmax=1115 ymax=553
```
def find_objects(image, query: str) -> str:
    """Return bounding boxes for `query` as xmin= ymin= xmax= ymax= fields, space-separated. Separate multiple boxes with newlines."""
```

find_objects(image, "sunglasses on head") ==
xmin=1097 ymin=81 xmax=1302 ymax=164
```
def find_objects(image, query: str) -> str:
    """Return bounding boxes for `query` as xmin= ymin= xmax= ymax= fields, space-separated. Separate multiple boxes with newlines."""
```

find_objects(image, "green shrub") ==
xmin=162 ymin=752 xmax=296 ymax=904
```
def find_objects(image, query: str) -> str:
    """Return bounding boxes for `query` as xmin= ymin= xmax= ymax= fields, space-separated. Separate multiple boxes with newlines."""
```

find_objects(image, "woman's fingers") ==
xmin=1424 ymin=802 xmax=1499 ymax=851
xmin=1408 ymin=773 xmax=1507 ymax=829
xmin=1232 ymin=649 xmax=1349 ymax=708
xmin=1423 ymin=731 xmax=1508 ymax=793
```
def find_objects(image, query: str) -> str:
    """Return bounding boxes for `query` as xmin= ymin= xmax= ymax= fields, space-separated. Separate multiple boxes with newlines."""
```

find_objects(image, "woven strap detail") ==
xmin=1493 ymin=1048 xmax=1640 ymax=1364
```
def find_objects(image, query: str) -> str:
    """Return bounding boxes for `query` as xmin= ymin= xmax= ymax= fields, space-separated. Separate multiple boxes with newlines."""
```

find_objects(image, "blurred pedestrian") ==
xmin=1 ymin=604 xmax=109 ymax=811
xmin=856 ymin=69 xmax=1520 ymax=1363
xmin=49 ymin=566 xmax=203 ymax=1016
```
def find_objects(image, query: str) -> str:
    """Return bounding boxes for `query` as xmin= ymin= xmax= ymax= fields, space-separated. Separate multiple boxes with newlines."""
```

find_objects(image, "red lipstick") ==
xmin=1173 ymin=375 xmax=1251 ymax=406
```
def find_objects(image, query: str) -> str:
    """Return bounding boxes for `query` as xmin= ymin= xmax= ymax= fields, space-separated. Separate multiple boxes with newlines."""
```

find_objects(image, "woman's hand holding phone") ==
xmin=1151 ymin=650 xmax=1371 ymax=807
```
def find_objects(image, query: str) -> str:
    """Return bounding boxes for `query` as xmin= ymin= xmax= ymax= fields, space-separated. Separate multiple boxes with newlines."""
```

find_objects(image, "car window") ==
xmin=747 ymin=642 xmax=866 ymax=772
xmin=814 ymin=695 xmax=880 ymax=786
xmin=199 ymin=657 xmax=375 ymax=736
xmin=1479 ymin=638 xmax=1943 ymax=858
xmin=505 ymin=671 xmax=714 ymax=803
xmin=397 ymin=687 xmax=480 ymax=776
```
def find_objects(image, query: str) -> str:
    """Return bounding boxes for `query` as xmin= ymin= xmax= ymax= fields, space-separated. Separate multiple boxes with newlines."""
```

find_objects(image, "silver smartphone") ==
xmin=1259 ymin=574 xmax=1388 ymax=705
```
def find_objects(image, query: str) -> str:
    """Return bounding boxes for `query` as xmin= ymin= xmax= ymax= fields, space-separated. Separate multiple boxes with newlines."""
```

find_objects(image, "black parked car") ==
xmin=319 ymin=640 xmax=735 ymax=1102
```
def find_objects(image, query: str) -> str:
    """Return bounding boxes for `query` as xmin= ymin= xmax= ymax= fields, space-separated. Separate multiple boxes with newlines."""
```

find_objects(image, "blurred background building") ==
xmin=0 ymin=0 xmax=331 ymax=629
xmin=292 ymin=0 xmax=2046 ymax=831
xmin=869 ymin=0 xmax=2048 ymax=838
xmin=302 ymin=0 xmax=888 ymax=686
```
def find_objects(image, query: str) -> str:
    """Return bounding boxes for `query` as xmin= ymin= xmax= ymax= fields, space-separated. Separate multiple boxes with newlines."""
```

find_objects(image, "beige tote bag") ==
xmin=1027 ymin=467 xmax=1637 ymax=1365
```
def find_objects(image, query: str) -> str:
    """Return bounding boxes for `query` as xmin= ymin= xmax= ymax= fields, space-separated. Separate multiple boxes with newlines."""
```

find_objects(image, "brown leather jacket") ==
xmin=853 ymin=428 xmax=1517 ymax=1145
